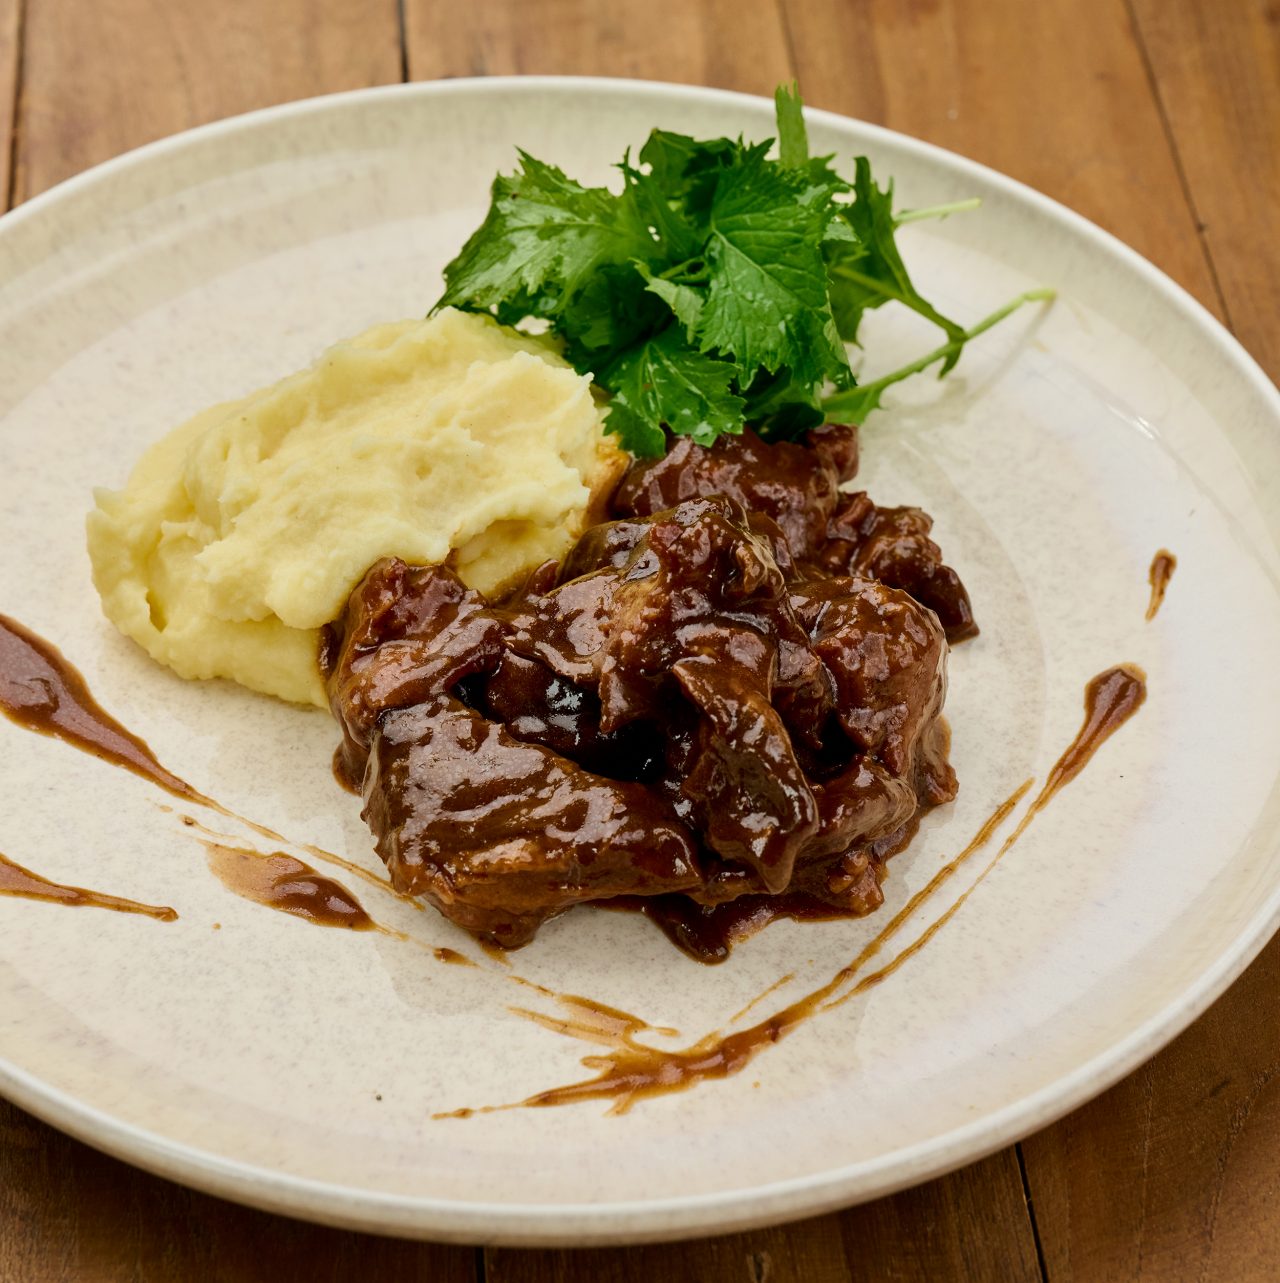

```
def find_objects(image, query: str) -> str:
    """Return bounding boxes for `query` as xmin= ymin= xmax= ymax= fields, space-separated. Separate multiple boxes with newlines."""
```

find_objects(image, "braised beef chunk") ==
xmin=820 ymin=492 xmax=978 ymax=643
xmin=612 ymin=424 xmax=858 ymax=563
xmin=321 ymin=559 xmax=506 ymax=788
xmin=613 ymin=423 xmax=976 ymax=641
xmin=325 ymin=422 xmax=975 ymax=957
xmin=364 ymin=697 xmax=702 ymax=946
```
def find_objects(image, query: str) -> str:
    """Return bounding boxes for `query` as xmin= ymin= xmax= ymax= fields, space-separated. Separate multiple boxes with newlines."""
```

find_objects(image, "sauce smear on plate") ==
xmin=1146 ymin=549 xmax=1177 ymax=620
xmin=0 ymin=613 xmax=207 ymax=804
xmin=202 ymin=840 xmax=377 ymax=931
xmin=0 ymin=849 xmax=177 ymax=921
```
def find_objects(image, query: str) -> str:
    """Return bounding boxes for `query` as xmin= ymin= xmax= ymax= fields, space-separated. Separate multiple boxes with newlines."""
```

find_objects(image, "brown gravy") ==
xmin=1146 ymin=550 xmax=1177 ymax=620
xmin=996 ymin=664 xmax=1146 ymax=853
xmin=0 ymin=613 xmax=206 ymax=804
xmin=0 ymin=850 xmax=177 ymax=922
xmin=201 ymin=839 xmax=376 ymax=931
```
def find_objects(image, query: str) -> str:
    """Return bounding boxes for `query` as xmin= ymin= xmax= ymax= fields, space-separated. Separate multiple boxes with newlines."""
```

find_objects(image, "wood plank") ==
xmin=402 ymin=0 xmax=793 ymax=98
xmin=0 ymin=1099 xmax=478 ymax=1283
xmin=783 ymin=0 xmax=1223 ymax=314
xmin=0 ymin=0 xmax=17 ymax=207
xmin=14 ymin=0 xmax=402 ymax=200
xmin=1022 ymin=933 xmax=1280 ymax=1281
xmin=1129 ymin=0 xmax=1279 ymax=375
xmin=488 ymin=1149 xmax=1042 ymax=1283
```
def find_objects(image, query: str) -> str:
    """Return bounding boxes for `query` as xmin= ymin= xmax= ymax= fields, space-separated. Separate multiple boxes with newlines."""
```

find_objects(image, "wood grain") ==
xmin=0 ymin=0 xmax=17 ymax=206
xmin=489 ymin=1150 xmax=1042 ymax=1283
xmin=1022 ymin=934 xmax=1280 ymax=1281
xmin=781 ymin=0 xmax=1223 ymax=315
xmin=1129 ymin=0 xmax=1280 ymax=375
xmin=403 ymin=0 xmax=793 ymax=98
xmin=14 ymin=0 xmax=402 ymax=200
xmin=0 ymin=1099 xmax=478 ymax=1283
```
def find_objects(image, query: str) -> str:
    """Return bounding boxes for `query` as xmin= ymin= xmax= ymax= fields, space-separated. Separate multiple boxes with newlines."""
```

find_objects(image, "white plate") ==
xmin=1 ymin=78 xmax=1278 ymax=1247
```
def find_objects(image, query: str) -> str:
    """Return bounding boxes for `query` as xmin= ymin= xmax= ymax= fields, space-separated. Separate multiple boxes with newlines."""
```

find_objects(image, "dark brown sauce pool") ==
xmin=201 ymin=839 xmax=376 ymax=931
xmin=1146 ymin=550 xmax=1177 ymax=620
xmin=0 ymin=613 xmax=207 ymax=803
xmin=438 ymin=662 xmax=1148 ymax=1117
xmin=0 ymin=850 xmax=177 ymax=922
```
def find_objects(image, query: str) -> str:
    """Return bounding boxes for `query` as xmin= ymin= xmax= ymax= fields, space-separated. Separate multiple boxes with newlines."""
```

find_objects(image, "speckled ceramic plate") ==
xmin=1 ymin=79 xmax=1278 ymax=1246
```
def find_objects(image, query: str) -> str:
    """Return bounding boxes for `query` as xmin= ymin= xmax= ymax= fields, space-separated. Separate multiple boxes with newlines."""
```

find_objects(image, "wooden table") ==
xmin=1 ymin=1 xmax=1276 ymax=1278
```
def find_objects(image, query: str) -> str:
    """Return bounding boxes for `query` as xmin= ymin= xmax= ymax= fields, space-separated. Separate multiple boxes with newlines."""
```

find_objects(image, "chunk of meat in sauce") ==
xmin=321 ymin=559 xmax=505 ymax=786
xmin=820 ymin=492 xmax=978 ymax=643
xmin=325 ymin=422 xmax=974 ymax=956
xmin=364 ymin=696 xmax=703 ymax=946
xmin=613 ymin=423 xmax=977 ymax=642
xmin=611 ymin=424 xmax=858 ymax=564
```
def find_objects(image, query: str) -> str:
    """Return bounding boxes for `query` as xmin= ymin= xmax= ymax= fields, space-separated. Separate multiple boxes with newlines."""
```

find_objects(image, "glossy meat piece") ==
xmin=672 ymin=654 xmax=818 ymax=894
xmin=821 ymin=492 xmax=978 ymax=643
xmin=613 ymin=424 xmax=977 ymax=642
xmin=791 ymin=576 xmax=950 ymax=780
xmin=480 ymin=650 xmax=663 ymax=781
xmin=364 ymin=697 xmax=703 ymax=945
xmin=611 ymin=424 xmax=858 ymax=561
xmin=321 ymin=558 xmax=506 ymax=785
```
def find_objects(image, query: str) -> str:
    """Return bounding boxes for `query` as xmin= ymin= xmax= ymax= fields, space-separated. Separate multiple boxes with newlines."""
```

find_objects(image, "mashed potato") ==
xmin=87 ymin=308 xmax=625 ymax=706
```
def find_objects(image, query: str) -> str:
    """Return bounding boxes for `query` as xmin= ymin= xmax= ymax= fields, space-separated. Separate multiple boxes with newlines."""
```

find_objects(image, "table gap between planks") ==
xmin=0 ymin=1 xmax=1275 ymax=1280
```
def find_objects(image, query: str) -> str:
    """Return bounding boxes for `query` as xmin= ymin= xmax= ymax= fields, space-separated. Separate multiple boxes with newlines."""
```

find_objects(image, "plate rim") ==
xmin=2 ymin=74 xmax=1278 ymax=1246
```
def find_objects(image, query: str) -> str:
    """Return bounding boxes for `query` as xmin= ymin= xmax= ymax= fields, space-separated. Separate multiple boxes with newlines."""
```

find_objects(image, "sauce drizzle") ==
xmin=434 ymin=947 xmax=478 ymax=967
xmin=0 ymin=613 xmax=207 ymax=803
xmin=439 ymin=662 xmax=1149 ymax=1117
xmin=995 ymin=664 xmax=1146 ymax=853
xmin=0 ymin=616 xmax=423 ymax=915
xmin=0 ymin=849 xmax=177 ymax=922
xmin=175 ymin=811 xmax=416 ymax=907
xmin=201 ymin=839 xmax=376 ymax=931
xmin=436 ymin=779 xmax=1030 ymax=1118
xmin=1146 ymin=550 xmax=1177 ymax=620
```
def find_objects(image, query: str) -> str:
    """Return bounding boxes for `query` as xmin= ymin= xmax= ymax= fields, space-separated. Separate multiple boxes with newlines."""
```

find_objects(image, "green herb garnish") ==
xmin=436 ymin=84 xmax=1051 ymax=457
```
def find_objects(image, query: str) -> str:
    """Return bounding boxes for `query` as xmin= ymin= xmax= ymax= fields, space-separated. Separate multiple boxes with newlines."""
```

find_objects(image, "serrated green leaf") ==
xmin=601 ymin=329 xmax=745 ymax=455
xmin=774 ymin=83 xmax=808 ymax=168
xmin=635 ymin=263 xmax=706 ymax=340
xmin=436 ymin=153 xmax=653 ymax=318
xmin=619 ymin=156 xmax=702 ymax=263
xmin=638 ymin=130 xmax=742 ymax=194
xmin=598 ymin=399 xmax=668 ymax=459
xmin=697 ymin=150 xmax=849 ymax=387
xmin=555 ymin=263 xmax=668 ymax=364
xmin=825 ymin=156 xmax=966 ymax=371
xmin=741 ymin=365 xmax=826 ymax=440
